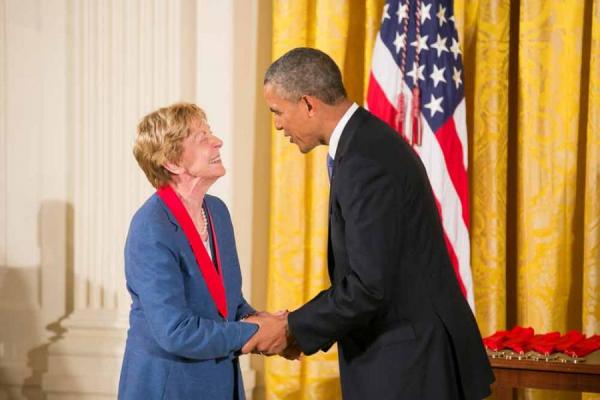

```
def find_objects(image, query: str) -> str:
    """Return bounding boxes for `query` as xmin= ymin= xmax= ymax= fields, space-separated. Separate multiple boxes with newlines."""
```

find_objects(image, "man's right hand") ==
xmin=241 ymin=311 xmax=289 ymax=355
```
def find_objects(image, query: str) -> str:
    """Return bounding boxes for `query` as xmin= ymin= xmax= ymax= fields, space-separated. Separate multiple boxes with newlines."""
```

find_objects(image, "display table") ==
xmin=490 ymin=351 xmax=600 ymax=399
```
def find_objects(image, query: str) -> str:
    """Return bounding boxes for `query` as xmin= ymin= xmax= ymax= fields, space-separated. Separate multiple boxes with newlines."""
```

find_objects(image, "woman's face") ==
xmin=177 ymin=118 xmax=225 ymax=181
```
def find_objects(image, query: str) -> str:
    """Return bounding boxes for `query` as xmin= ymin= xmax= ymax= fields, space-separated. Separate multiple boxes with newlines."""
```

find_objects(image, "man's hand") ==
xmin=280 ymin=341 xmax=302 ymax=360
xmin=241 ymin=311 xmax=289 ymax=355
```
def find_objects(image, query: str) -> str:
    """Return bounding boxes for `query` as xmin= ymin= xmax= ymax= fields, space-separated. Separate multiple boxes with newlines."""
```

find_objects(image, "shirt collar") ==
xmin=328 ymin=102 xmax=359 ymax=160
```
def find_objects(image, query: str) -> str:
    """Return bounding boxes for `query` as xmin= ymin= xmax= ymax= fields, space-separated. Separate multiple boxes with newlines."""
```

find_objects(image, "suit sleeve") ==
xmin=126 ymin=221 xmax=258 ymax=360
xmin=288 ymin=155 xmax=400 ymax=355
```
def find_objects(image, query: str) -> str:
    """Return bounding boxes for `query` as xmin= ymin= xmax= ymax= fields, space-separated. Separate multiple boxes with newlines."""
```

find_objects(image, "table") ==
xmin=490 ymin=351 xmax=600 ymax=399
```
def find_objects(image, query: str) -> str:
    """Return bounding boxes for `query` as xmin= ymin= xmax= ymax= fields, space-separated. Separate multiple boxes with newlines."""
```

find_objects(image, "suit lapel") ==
xmin=332 ymin=106 xmax=369 ymax=165
xmin=327 ymin=107 xmax=369 ymax=281
xmin=328 ymin=107 xmax=369 ymax=214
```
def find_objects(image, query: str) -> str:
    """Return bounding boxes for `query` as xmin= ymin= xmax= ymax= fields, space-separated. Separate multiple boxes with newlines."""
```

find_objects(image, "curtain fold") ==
xmin=457 ymin=0 xmax=511 ymax=338
xmin=265 ymin=1 xmax=600 ymax=399
xmin=583 ymin=0 xmax=600 ymax=339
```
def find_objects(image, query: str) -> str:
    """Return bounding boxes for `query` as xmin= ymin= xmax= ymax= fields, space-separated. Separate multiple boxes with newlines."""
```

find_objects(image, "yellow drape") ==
xmin=266 ymin=1 xmax=600 ymax=399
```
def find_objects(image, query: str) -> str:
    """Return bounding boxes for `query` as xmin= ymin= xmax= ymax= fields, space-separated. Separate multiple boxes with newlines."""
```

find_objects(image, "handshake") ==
xmin=241 ymin=310 xmax=302 ymax=360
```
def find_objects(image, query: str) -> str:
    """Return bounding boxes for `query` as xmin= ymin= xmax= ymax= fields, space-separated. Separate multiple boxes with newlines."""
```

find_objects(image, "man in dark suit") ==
xmin=256 ymin=47 xmax=494 ymax=399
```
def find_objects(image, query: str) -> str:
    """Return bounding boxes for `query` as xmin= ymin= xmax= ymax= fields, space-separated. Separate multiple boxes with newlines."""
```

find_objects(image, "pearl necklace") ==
xmin=199 ymin=207 xmax=208 ymax=238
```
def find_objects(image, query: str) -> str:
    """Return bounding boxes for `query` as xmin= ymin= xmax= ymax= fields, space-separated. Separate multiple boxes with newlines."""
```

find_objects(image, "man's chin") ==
xmin=298 ymin=144 xmax=316 ymax=154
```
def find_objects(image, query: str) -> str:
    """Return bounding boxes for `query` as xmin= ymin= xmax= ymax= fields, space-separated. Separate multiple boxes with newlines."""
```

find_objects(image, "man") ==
xmin=247 ymin=47 xmax=494 ymax=399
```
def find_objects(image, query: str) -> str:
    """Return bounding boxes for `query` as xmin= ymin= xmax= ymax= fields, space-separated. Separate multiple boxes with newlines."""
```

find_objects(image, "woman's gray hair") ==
xmin=264 ymin=47 xmax=347 ymax=105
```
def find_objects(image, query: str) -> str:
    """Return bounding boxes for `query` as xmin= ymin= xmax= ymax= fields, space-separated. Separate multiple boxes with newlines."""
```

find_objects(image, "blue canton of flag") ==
xmin=379 ymin=0 xmax=464 ymax=133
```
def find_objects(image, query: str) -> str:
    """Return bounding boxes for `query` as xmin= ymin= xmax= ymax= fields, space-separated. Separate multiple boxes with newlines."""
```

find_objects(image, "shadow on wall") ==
xmin=0 ymin=200 xmax=74 ymax=400
xmin=0 ymin=267 xmax=41 ymax=400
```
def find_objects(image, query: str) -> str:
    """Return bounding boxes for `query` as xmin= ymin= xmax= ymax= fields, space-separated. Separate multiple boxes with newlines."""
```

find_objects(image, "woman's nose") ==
xmin=212 ymin=135 xmax=223 ymax=148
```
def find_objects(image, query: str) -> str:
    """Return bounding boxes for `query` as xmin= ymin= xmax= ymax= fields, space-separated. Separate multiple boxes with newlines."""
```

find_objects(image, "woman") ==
xmin=118 ymin=103 xmax=258 ymax=399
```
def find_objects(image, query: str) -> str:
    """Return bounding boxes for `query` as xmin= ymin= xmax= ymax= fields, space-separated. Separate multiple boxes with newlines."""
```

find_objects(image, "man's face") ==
xmin=263 ymin=83 xmax=321 ymax=153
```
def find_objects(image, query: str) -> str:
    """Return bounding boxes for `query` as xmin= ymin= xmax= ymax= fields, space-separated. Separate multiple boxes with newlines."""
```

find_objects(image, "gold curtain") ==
xmin=265 ymin=0 xmax=600 ymax=399
xmin=457 ymin=1 xmax=600 ymax=399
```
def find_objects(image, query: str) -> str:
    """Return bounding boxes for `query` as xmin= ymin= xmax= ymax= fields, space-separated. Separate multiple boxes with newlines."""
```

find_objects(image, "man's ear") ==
xmin=302 ymin=95 xmax=318 ymax=116
xmin=163 ymin=161 xmax=182 ymax=175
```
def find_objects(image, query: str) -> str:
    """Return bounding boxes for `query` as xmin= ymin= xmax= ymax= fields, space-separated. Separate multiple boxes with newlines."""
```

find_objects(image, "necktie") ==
xmin=327 ymin=154 xmax=334 ymax=181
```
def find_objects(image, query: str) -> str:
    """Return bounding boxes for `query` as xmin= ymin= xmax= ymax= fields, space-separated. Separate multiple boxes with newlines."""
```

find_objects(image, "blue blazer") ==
xmin=118 ymin=193 xmax=258 ymax=400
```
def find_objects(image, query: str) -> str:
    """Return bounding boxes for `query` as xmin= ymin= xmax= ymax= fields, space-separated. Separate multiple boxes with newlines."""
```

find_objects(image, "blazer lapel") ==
xmin=157 ymin=193 xmax=182 ymax=230
xmin=158 ymin=197 xmax=205 ymax=279
xmin=203 ymin=201 xmax=234 ymax=320
xmin=156 ymin=187 xmax=228 ymax=319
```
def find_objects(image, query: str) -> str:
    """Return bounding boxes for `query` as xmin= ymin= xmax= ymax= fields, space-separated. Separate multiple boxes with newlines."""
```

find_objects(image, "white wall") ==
xmin=1 ymin=1 xmax=70 ymax=398
xmin=0 ymin=0 xmax=271 ymax=398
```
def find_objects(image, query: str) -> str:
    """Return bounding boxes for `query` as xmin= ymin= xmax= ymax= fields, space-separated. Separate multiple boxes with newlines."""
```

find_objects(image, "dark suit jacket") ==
xmin=288 ymin=107 xmax=494 ymax=400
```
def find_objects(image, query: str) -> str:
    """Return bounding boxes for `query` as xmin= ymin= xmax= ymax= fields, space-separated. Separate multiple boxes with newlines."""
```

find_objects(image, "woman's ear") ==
xmin=163 ymin=161 xmax=182 ymax=175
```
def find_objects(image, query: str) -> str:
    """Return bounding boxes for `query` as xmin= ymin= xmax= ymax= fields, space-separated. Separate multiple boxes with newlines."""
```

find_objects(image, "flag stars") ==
xmin=437 ymin=5 xmax=447 ymax=26
xmin=430 ymin=65 xmax=446 ymax=88
xmin=425 ymin=94 xmax=444 ymax=117
xmin=450 ymin=37 xmax=462 ymax=60
xmin=411 ymin=34 xmax=429 ymax=53
xmin=393 ymin=31 xmax=406 ymax=53
xmin=381 ymin=3 xmax=390 ymax=22
xmin=452 ymin=67 xmax=463 ymax=89
xmin=431 ymin=34 xmax=449 ymax=57
xmin=419 ymin=2 xmax=432 ymax=24
xmin=397 ymin=3 xmax=408 ymax=22
xmin=407 ymin=62 xmax=426 ymax=84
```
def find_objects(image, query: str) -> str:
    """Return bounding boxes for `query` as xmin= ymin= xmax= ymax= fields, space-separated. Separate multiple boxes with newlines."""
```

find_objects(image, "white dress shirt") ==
xmin=328 ymin=102 xmax=359 ymax=160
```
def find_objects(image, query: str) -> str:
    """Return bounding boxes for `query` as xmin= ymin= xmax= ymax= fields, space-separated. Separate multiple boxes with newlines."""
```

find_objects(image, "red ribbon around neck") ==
xmin=157 ymin=185 xmax=228 ymax=319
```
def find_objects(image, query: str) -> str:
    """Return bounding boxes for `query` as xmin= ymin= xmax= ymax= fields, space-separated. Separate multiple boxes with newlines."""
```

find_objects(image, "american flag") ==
xmin=366 ymin=0 xmax=474 ymax=309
